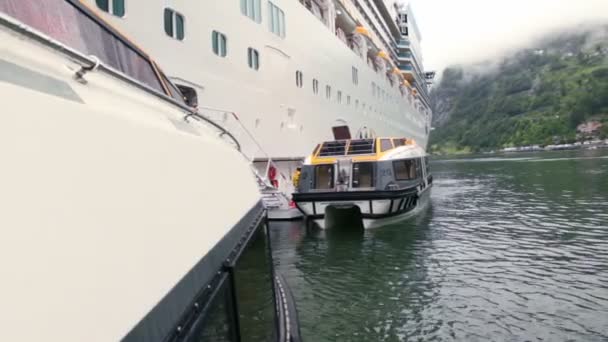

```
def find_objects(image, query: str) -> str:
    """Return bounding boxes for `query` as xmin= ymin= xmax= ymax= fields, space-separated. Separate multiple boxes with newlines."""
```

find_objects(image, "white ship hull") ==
xmin=86 ymin=0 xmax=431 ymax=160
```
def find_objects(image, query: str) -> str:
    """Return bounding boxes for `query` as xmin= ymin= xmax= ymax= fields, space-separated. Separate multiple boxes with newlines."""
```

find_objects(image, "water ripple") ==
xmin=270 ymin=150 xmax=608 ymax=341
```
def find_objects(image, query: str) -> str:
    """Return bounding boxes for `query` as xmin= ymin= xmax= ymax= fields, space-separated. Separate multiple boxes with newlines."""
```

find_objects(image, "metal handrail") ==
xmin=195 ymin=107 xmax=291 ymax=188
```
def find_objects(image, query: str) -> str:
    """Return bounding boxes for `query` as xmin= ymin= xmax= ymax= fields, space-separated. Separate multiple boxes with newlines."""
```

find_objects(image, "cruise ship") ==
xmin=86 ymin=0 xmax=434 ymax=193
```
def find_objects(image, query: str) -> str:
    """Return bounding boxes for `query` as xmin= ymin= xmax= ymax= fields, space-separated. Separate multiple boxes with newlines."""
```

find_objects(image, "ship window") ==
xmin=296 ymin=71 xmax=303 ymax=88
xmin=355 ymin=99 xmax=359 ymax=108
xmin=394 ymin=159 xmax=417 ymax=180
xmin=372 ymin=82 xmax=376 ymax=97
xmin=233 ymin=227 xmax=276 ymax=340
xmin=164 ymin=9 xmax=185 ymax=40
xmin=240 ymin=0 xmax=262 ymax=23
xmin=352 ymin=67 xmax=358 ymax=85
xmin=96 ymin=0 xmax=108 ymax=11
xmin=164 ymin=9 xmax=173 ymax=37
xmin=96 ymin=0 xmax=125 ymax=17
xmin=314 ymin=165 xmax=334 ymax=189
xmin=326 ymin=85 xmax=331 ymax=99
xmin=380 ymin=139 xmax=393 ymax=152
xmin=175 ymin=13 xmax=185 ymax=40
xmin=347 ymin=95 xmax=351 ymax=105
xmin=247 ymin=48 xmax=260 ymax=70
xmin=268 ymin=2 xmax=285 ymax=38
xmin=312 ymin=79 xmax=319 ymax=94
xmin=352 ymin=163 xmax=374 ymax=188
xmin=337 ymin=90 xmax=342 ymax=103
xmin=212 ymin=31 xmax=228 ymax=57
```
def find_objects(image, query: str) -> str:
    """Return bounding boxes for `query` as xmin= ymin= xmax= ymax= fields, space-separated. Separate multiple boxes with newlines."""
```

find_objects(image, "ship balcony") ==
xmin=397 ymin=52 xmax=412 ymax=61
xmin=396 ymin=39 xmax=410 ymax=49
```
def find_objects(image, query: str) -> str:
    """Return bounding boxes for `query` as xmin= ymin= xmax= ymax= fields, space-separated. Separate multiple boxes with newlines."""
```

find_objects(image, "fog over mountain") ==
xmin=408 ymin=0 xmax=608 ymax=72
xmin=428 ymin=24 xmax=608 ymax=153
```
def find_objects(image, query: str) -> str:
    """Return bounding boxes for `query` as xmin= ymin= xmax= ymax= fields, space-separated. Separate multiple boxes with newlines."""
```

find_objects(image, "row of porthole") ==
xmin=96 ymin=0 xmax=427 ymax=119
xmin=96 ymin=0 xmax=428 ymax=114
xmin=95 ymin=0 xmax=286 ymax=41
xmin=210 ymin=31 xmax=260 ymax=71
xmin=294 ymin=70 xmax=409 ymax=118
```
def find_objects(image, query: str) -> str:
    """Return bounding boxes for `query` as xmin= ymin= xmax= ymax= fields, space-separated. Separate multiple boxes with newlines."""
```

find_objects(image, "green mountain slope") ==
xmin=429 ymin=25 xmax=608 ymax=154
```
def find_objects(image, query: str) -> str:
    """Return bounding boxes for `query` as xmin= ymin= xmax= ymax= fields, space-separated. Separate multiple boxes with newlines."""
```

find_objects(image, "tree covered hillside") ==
xmin=429 ymin=25 xmax=608 ymax=154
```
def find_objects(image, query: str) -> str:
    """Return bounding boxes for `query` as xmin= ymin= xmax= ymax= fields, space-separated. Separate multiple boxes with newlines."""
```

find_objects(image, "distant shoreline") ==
xmin=498 ymin=140 xmax=608 ymax=153
xmin=431 ymin=140 xmax=608 ymax=156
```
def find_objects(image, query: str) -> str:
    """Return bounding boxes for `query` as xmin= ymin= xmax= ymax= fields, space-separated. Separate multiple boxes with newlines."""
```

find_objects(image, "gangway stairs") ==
xmin=187 ymin=106 xmax=303 ymax=220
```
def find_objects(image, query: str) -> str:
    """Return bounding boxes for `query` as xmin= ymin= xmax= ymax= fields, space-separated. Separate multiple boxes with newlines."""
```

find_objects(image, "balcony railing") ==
xmin=396 ymin=39 xmax=410 ymax=47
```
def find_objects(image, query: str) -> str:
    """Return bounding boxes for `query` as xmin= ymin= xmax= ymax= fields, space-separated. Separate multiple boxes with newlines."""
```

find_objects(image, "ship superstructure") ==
xmin=86 ymin=0 xmax=433 ymax=190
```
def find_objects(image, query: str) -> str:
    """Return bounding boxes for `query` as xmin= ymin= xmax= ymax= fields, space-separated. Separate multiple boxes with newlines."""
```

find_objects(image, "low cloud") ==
xmin=410 ymin=0 xmax=608 ymax=72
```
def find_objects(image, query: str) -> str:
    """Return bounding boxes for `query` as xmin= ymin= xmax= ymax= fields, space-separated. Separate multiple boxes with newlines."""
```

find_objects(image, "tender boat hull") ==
xmin=295 ymin=186 xmax=431 ymax=229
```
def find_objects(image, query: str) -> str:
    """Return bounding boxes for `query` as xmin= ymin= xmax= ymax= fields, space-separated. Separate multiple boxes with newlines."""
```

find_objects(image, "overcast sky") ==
xmin=407 ymin=0 xmax=608 ymax=72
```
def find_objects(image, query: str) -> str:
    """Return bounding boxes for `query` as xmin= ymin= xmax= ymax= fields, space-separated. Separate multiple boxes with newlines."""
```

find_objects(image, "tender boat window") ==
xmin=313 ymin=79 xmax=319 ymax=94
xmin=296 ymin=71 xmax=303 ymax=88
xmin=268 ymin=2 xmax=286 ymax=38
xmin=175 ymin=84 xmax=198 ymax=107
xmin=96 ymin=0 xmax=125 ymax=17
xmin=234 ymin=228 xmax=276 ymax=341
xmin=247 ymin=48 xmax=260 ymax=70
xmin=212 ymin=31 xmax=228 ymax=57
xmin=352 ymin=163 xmax=374 ymax=188
xmin=348 ymin=139 xmax=375 ymax=155
xmin=394 ymin=159 xmax=418 ymax=180
xmin=1 ymin=0 xmax=164 ymax=92
xmin=158 ymin=71 xmax=187 ymax=104
xmin=164 ymin=8 xmax=185 ymax=40
xmin=380 ymin=138 xmax=393 ymax=152
xmin=319 ymin=141 xmax=347 ymax=156
xmin=314 ymin=165 xmax=334 ymax=189
xmin=240 ymin=0 xmax=262 ymax=23
xmin=392 ymin=138 xmax=405 ymax=147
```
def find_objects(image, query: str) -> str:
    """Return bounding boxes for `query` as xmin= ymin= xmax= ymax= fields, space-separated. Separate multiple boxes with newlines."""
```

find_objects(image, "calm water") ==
xmin=269 ymin=149 xmax=608 ymax=341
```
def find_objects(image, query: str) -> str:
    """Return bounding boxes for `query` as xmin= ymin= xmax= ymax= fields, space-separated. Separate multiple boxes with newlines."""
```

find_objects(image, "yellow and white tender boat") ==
xmin=293 ymin=137 xmax=432 ymax=229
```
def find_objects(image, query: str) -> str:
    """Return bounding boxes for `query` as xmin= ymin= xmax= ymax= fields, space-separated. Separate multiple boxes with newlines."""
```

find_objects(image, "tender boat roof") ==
xmin=306 ymin=137 xmax=425 ymax=164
